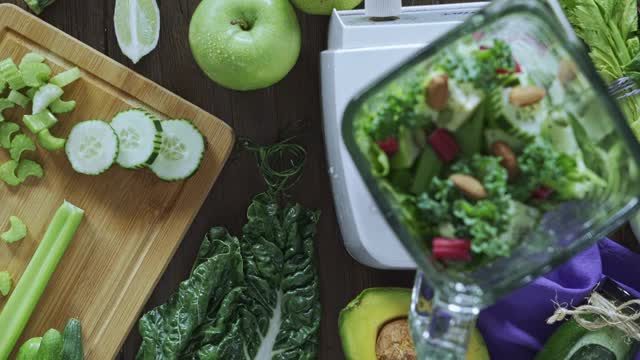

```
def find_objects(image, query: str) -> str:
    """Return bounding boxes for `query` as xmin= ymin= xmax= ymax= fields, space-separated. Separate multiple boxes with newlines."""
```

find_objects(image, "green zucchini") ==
xmin=36 ymin=328 xmax=63 ymax=360
xmin=61 ymin=318 xmax=83 ymax=360
xmin=16 ymin=337 xmax=41 ymax=360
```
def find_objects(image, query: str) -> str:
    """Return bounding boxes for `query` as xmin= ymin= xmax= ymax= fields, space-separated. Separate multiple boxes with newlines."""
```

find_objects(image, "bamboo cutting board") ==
xmin=0 ymin=4 xmax=234 ymax=359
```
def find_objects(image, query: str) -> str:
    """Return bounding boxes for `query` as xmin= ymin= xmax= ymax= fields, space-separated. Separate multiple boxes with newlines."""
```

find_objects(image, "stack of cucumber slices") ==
xmin=66 ymin=109 xmax=205 ymax=181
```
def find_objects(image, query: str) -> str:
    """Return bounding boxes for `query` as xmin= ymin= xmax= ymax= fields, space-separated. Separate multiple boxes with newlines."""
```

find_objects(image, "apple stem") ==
xmin=230 ymin=19 xmax=251 ymax=31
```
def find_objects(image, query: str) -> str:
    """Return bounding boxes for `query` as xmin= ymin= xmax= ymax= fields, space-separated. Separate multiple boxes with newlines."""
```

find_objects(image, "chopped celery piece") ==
xmin=0 ymin=58 xmax=25 ymax=90
xmin=23 ymin=111 xmax=57 ymax=134
xmin=0 ymin=201 xmax=84 ymax=359
xmin=10 ymin=134 xmax=36 ymax=161
xmin=0 ymin=160 xmax=21 ymax=186
xmin=26 ymin=87 xmax=37 ymax=99
xmin=17 ymin=159 xmax=43 ymax=181
xmin=24 ymin=0 xmax=56 ymax=15
xmin=49 ymin=99 xmax=76 ymax=114
xmin=37 ymin=129 xmax=65 ymax=151
xmin=0 ymin=99 xmax=15 ymax=122
xmin=20 ymin=62 xmax=52 ymax=88
xmin=50 ymin=67 xmax=80 ymax=88
xmin=0 ymin=122 xmax=20 ymax=149
xmin=1 ymin=216 xmax=27 ymax=243
xmin=8 ymin=90 xmax=30 ymax=108
xmin=0 ymin=272 xmax=11 ymax=296
xmin=0 ymin=74 xmax=6 ymax=93
xmin=19 ymin=53 xmax=45 ymax=67
xmin=32 ymin=84 xmax=63 ymax=114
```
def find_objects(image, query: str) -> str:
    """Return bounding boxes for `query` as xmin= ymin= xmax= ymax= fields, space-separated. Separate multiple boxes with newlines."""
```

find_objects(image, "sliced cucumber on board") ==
xmin=150 ymin=119 xmax=205 ymax=181
xmin=65 ymin=120 xmax=118 ymax=175
xmin=111 ymin=109 xmax=162 ymax=169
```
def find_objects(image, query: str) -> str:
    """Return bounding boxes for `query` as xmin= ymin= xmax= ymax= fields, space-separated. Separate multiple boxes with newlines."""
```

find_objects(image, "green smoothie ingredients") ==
xmin=356 ymin=37 xmax=609 ymax=265
xmin=0 ymin=271 xmax=11 ymax=297
xmin=137 ymin=141 xmax=321 ymax=359
xmin=0 ymin=201 xmax=84 ymax=359
xmin=23 ymin=0 xmax=56 ymax=15
xmin=114 ymin=0 xmax=160 ymax=64
xmin=15 ymin=319 xmax=84 ymax=360
xmin=1 ymin=215 xmax=27 ymax=243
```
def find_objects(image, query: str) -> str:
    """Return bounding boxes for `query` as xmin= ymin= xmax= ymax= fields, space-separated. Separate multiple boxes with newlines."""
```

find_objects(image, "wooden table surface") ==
xmin=1 ymin=0 xmax=638 ymax=359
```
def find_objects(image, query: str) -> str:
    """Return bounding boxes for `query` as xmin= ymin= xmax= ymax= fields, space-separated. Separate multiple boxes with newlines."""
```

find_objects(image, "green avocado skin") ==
xmin=188 ymin=0 xmax=301 ymax=91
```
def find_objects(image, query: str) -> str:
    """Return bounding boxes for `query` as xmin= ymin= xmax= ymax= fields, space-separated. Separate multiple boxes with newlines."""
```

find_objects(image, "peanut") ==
xmin=509 ymin=85 xmax=546 ymax=107
xmin=449 ymin=174 xmax=487 ymax=200
xmin=426 ymin=74 xmax=449 ymax=111
xmin=492 ymin=141 xmax=518 ymax=179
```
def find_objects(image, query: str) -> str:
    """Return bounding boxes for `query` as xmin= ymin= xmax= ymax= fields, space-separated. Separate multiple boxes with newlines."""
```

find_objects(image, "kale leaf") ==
xmin=137 ymin=194 xmax=321 ymax=360
xmin=440 ymin=39 xmax=515 ymax=88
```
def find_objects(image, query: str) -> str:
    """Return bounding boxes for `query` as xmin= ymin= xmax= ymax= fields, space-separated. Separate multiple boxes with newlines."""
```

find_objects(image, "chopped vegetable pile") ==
xmin=356 ymin=35 xmax=616 ymax=266
xmin=15 ymin=318 xmax=84 ymax=360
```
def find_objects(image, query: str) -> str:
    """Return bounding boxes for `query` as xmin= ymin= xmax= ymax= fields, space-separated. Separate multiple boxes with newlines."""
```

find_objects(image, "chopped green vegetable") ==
xmin=23 ymin=0 xmax=56 ymax=15
xmin=61 ymin=319 xmax=83 ymax=360
xmin=49 ymin=99 xmax=76 ymax=114
xmin=0 ymin=98 xmax=15 ymax=122
xmin=20 ymin=62 xmax=52 ymax=88
xmin=36 ymin=328 xmax=63 ymax=360
xmin=10 ymin=133 xmax=36 ymax=161
xmin=8 ymin=90 xmax=31 ymax=108
xmin=49 ymin=67 xmax=81 ymax=88
xmin=0 ymin=122 xmax=20 ymax=149
xmin=25 ymin=87 xmax=37 ymax=99
xmin=37 ymin=129 xmax=66 ymax=151
xmin=1 ymin=216 xmax=27 ymax=243
xmin=439 ymin=39 xmax=515 ymax=88
xmin=19 ymin=52 xmax=45 ymax=67
xmin=0 ymin=271 xmax=11 ymax=296
xmin=17 ymin=159 xmax=44 ymax=182
xmin=33 ymin=84 xmax=63 ymax=114
xmin=16 ymin=337 xmax=41 ymax=360
xmin=23 ymin=111 xmax=57 ymax=134
xmin=0 ymin=201 xmax=84 ymax=359
xmin=0 ymin=58 xmax=26 ymax=90
xmin=0 ymin=160 xmax=21 ymax=186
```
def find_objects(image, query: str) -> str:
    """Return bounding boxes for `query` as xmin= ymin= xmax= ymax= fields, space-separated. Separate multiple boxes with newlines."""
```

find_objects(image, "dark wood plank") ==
xmin=1 ymin=1 xmax=638 ymax=359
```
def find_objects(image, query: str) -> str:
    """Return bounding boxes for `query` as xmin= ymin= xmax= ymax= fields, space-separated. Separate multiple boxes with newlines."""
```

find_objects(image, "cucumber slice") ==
xmin=50 ymin=67 xmax=81 ymax=88
xmin=37 ymin=129 xmax=66 ymax=151
xmin=0 ymin=99 xmax=15 ymax=122
xmin=23 ymin=111 xmax=57 ymax=134
xmin=65 ymin=120 xmax=118 ymax=175
xmin=32 ymin=84 xmax=63 ymax=114
xmin=0 ymin=58 xmax=26 ymax=90
xmin=10 ymin=134 xmax=36 ymax=161
xmin=111 ymin=109 xmax=162 ymax=169
xmin=8 ymin=90 xmax=30 ymax=108
xmin=17 ymin=159 xmax=43 ymax=181
xmin=1 ymin=216 xmax=27 ymax=243
xmin=150 ymin=120 xmax=205 ymax=181
xmin=0 ymin=122 xmax=20 ymax=149
xmin=19 ymin=52 xmax=45 ymax=67
xmin=0 ymin=160 xmax=21 ymax=186
xmin=499 ymin=87 xmax=548 ymax=139
xmin=49 ymin=98 xmax=76 ymax=114
xmin=20 ymin=62 xmax=51 ymax=88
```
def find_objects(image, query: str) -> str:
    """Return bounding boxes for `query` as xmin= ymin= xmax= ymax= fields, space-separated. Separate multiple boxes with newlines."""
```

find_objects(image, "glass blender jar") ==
xmin=342 ymin=0 xmax=640 ymax=358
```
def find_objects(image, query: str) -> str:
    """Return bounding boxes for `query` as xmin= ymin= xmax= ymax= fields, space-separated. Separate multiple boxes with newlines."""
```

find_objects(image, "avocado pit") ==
xmin=375 ymin=318 xmax=416 ymax=360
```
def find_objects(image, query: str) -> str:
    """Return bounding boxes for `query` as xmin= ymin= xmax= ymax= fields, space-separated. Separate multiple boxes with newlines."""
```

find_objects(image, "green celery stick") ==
xmin=0 ymin=201 xmax=84 ymax=359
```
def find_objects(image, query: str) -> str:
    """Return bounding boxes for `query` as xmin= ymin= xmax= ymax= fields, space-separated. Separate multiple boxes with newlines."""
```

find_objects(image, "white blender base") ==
xmin=320 ymin=3 xmax=487 ymax=269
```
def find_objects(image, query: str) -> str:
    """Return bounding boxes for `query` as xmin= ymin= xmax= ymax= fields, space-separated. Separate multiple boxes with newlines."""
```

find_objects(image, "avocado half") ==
xmin=339 ymin=288 xmax=491 ymax=360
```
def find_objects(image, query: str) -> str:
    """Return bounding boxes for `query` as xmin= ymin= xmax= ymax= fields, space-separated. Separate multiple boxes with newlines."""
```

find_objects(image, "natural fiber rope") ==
xmin=546 ymin=292 xmax=640 ymax=341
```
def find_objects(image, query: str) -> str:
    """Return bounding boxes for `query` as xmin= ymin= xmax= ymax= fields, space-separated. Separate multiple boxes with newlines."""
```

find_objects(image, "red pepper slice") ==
xmin=515 ymin=62 xmax=522 ymax=73
xmin=432 ymin=238 xmax=471 ymax=249
xmin=427 ymin=128 xmax=460 ymax=163
xmin=532 ymin=186 xmax=554 ymax=199
xmin=433 ymin=238 xmax=472 ymax=262
xmin=377 ymin=137 xmax=399 ymax=156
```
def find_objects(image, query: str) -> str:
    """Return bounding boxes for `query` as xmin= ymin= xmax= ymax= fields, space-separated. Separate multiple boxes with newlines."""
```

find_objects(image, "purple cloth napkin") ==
xmin=477 ymin=239 xmax=640 ymax=359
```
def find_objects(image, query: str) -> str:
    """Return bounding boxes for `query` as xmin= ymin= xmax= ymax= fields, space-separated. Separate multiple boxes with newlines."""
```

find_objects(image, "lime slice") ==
xmin=114 ymin=0 xmax=160 ymax=64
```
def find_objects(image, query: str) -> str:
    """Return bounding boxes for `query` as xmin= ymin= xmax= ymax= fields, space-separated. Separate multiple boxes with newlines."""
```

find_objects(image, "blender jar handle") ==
xmin=409 ymin=273 xmax=481 ymax=360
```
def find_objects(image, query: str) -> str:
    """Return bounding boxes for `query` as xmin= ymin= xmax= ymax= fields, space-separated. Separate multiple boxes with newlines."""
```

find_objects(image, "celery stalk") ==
xmin=0 ymin=201 xmax=84 ymax=359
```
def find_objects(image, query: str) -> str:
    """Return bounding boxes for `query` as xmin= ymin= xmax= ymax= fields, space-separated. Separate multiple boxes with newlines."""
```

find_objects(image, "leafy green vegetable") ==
xmin=439 ymin=39 xmax=515 ymax=88
xmin=137 ymin=142 xmax=321 ymax=360
xmin=0 ymin=201 xmax=84 ymax=359
xmin=0 ymin=271 xmax=11 ymax=296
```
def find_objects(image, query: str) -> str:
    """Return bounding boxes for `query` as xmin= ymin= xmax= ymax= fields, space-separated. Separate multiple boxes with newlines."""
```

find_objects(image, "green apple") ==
xmin=189 ymin=0 xmax=301 ymax=91
xmin=290 ymin=0 xmax=363 ymax=15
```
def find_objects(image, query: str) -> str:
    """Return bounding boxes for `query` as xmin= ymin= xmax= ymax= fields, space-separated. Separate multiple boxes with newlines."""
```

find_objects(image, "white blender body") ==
xmin=321 ymin=2 xmax=488 ymax=269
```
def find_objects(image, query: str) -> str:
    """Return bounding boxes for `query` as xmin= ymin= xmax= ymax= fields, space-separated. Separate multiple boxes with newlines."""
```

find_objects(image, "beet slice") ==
xmin=433 ymin=238 xmax=472 ymax=262
xmin=432 ymin=238 xmax=471 ymax=249
xmin=532 ymin=186 xmax=554 ymax=199
xmin=428 ymin=128 xmax=460 ymax=163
